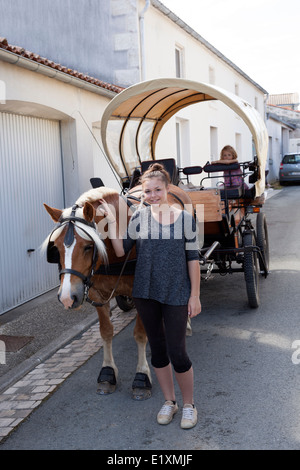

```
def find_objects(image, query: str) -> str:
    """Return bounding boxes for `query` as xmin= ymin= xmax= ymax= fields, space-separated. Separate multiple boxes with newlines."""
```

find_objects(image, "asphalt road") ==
xmin=1 ymin=185 xmax=300 ymax=451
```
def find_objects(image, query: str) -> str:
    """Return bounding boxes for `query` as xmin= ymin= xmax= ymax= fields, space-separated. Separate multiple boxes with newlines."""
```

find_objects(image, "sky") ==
xmin=161 ymin=0 xmax=300 ymax=98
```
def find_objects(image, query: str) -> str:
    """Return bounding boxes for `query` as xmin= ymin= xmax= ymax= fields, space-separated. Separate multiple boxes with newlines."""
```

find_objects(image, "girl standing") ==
xmin=100 ymin=163 xmax=201 ymax=429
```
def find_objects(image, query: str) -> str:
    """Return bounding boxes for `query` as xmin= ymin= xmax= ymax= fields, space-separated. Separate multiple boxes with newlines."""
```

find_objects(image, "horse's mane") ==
xmin=75 ymin=187 xmax=119 ymax=207
xmin=40 ymin=188 xmax=120 ymax=263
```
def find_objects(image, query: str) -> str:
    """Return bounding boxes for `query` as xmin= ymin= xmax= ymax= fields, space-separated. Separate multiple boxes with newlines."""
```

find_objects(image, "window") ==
xmin=210 ymin=126 xmax=218 ymax=161
xmin=176 ymin=118 xmax=190 ymax=167
xmin=235 ymin=133 xmax=242 ymax=158
xmin=175 ymin=46 xmax=184 ymax=78
xmin=176 ymin=122 xmax=181 ymax=164
xmin=282 ymin=154 xmax=300 ymax=164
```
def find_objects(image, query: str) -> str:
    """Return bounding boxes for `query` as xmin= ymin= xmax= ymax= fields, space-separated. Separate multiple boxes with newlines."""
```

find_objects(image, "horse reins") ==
xmin=86 ymin=248 xmax=132 ymax=307
xmin=50 ymin=203 xmax=133 ymax=308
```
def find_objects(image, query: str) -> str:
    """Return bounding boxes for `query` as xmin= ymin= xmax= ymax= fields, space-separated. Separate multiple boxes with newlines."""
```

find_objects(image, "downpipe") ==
xmin=139 ymin=0 xmax=150 ymax=81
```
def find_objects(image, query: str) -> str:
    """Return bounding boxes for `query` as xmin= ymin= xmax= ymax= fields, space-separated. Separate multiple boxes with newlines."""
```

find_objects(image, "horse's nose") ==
xmin=58 ymin=283 xmax=84 ymax=309
xmin=71 ymin=294 xmax=82 ymax=309
xmin=58 ymin=292 xmax=74 ymax=309
xmin=59 ymin=293 xmax=83 ymax=309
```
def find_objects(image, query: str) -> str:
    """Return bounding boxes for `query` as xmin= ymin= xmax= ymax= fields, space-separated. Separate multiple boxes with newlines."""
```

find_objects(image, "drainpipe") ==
xmin=139 ymin=0 xmax=150 ymax=81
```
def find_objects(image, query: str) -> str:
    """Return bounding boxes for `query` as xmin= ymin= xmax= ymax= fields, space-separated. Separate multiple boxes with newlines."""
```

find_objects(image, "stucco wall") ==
xmin=143 ymin=5 xmax=265 ymax=172
xmin=266 ymin=117 xmax=291 ymax=182
xmin=0 ymin=0 xmax=140 ymax=87
xmin=0 ymin=60 xmax=121 ymax=202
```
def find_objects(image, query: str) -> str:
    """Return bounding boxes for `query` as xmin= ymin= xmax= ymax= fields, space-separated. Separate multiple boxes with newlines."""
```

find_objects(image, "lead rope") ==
xmin=85 ymin=248 xmax=132 ymax=307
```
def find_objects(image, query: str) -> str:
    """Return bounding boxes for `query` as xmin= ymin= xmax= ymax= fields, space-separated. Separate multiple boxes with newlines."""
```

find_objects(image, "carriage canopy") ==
xmin=101 ymin=78 xmax=268 ymax=197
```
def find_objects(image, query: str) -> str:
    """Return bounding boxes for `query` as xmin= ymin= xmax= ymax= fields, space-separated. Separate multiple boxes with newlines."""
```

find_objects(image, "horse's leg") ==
xmin=132 ymin=312 xmax=152 ymax=400
xmin=96 ymin=304 xmax=118 ymax=394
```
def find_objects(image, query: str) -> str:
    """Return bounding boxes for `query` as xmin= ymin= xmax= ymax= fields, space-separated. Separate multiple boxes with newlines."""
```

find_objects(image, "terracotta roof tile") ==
xmin=0 ymin=36 xmax=124 ymax=94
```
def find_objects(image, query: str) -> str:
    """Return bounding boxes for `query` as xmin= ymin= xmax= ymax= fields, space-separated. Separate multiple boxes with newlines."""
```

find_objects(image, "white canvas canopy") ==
xmin=101 ymin=78 xmax=268 ymax=196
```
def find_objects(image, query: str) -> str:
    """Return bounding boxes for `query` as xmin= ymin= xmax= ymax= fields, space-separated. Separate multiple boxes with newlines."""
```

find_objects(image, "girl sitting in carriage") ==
xmin=212 ymin=145 xmax=248 ymax=189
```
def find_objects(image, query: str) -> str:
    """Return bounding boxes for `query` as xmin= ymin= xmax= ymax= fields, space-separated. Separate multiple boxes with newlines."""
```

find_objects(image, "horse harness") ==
xmin=46 ymin=202 xmax=133 ymax=308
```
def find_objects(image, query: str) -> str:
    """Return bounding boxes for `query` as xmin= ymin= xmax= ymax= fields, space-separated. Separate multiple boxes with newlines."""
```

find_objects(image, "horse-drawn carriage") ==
xmin=43 ymin=78 xmax=269 ymax=397
xmin=100 ymin=78 xmax=269 ymax=310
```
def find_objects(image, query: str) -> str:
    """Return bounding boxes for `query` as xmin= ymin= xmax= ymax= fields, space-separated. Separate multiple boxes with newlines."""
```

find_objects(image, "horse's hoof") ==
xmin=132 ymin=373 xmax=152 ymax=400
xmin=97 ymin=366 xmax=116 ymax=395
xmin=97 ymin=382 xmax=116 ymax=395
xmin=132 ymin=388 xmax=152 ymax=400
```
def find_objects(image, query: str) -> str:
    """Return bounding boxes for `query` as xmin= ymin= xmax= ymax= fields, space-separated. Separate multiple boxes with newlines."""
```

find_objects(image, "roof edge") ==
xmin=0 ymin=37 xmax=124 ymax=98
xmin=151 ymin=0 xmax=268 ymax=95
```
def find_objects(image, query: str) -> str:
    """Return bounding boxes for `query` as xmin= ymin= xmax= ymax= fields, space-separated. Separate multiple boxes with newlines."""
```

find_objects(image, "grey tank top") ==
xmin=123 ymin=206 xmax=199 ymax=305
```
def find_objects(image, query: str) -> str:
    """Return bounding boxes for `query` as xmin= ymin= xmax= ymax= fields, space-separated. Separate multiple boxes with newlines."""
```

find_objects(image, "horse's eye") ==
xmin=84 ymin=244 xmax=93 ymax=252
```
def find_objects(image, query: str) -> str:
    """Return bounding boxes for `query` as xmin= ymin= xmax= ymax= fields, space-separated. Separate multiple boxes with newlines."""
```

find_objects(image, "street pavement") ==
xmin=2 ymin=187 xmax=300 ymax=451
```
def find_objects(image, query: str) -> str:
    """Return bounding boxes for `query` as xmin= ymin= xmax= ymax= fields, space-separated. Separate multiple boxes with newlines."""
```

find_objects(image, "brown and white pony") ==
xmin=43 ymin=184 xmax=194 ymax=399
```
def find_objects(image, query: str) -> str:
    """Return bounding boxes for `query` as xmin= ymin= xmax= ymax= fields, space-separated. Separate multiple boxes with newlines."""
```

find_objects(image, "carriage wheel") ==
xmin=256 ymin=212 xmax=269 ymax=274
xmin=116 ymin=295 xmax=135 ymax=312
xmin=243 ymin=231 xmax=260 ymax=308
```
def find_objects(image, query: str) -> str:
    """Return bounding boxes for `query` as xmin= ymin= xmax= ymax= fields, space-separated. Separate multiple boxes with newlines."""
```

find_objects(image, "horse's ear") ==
xmin=44 ymin=203 xmax=63 ymax=222
xmin=83 ymin=201 xmax=95 ymax=223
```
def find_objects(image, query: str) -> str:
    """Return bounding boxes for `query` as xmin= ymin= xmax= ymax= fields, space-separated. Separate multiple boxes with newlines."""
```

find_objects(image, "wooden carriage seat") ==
xmin=141 ymin=158 xmax=179 ymax=185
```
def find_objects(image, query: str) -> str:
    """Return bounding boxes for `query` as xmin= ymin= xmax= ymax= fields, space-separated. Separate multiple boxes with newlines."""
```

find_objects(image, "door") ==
xmin=0 ymin=112 xmax=65 ymax=314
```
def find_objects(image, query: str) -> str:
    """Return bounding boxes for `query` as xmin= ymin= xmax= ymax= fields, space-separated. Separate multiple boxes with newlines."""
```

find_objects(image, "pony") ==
xmin=43 ymin=183 xmax=194 ymax=399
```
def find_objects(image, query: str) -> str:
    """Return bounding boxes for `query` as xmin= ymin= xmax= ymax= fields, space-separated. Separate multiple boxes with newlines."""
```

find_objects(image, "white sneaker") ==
xmin=157 ymin=400 xmax=178 ymax=425
xmin=181 ymin=404 xmax=197 ymax=429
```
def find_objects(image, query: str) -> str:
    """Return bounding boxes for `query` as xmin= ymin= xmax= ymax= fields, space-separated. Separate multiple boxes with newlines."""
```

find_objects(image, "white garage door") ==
xmin=0 ymin=112 xmax=65 ymax=314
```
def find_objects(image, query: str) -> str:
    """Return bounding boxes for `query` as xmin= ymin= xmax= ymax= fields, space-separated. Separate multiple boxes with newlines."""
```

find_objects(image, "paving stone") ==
xmin=0 ymin=307 xmax=136 ymax=442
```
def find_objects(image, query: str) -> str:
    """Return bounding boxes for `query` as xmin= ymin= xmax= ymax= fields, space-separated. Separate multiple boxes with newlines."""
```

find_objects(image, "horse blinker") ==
xmin=47 ymin=241 xmax=60 ymax=264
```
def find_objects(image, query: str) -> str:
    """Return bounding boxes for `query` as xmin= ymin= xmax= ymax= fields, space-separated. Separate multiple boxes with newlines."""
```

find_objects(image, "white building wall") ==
xmin=0 ymin=60 xmax=120 ymax=202
xmin=289 ymin=139 xmax=300 ymax=153
xmin=266 ymin=117 xmax=291 ymax=182
xmin=142 ymin=4 xmax=265 ymax=172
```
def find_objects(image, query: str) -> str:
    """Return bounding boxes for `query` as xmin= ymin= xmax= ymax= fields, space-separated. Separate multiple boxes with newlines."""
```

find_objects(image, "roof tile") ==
xmin=0 ymin=37 xmax=124 ymax=94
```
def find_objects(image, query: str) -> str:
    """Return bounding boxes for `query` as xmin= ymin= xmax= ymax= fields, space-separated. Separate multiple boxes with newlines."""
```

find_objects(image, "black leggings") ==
xmin=133 ymin=298 xmax=192 ymax=373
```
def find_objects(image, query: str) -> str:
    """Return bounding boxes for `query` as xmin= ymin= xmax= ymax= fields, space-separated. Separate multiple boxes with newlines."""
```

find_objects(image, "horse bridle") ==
xmin=47 ymin=204 xmax=102 ymax=299
xmin=47 ymin=203 xmax=132 ymax=308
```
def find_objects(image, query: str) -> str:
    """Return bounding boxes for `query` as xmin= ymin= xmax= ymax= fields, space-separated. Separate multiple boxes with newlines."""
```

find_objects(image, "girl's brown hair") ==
xmin=140 ymin=163 xmax=171 ymax=186
xmin=220 ymin=145 xmax=238 ymax=160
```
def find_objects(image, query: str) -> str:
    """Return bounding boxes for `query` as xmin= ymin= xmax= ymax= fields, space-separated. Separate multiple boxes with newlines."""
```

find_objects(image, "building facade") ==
xmin=0 ymin=0 xmax=268 ymax=312
xmin=266 ymin=94 xmax=300 ymax=181
xmin=0 ymin=38 xmax=122 ymax=313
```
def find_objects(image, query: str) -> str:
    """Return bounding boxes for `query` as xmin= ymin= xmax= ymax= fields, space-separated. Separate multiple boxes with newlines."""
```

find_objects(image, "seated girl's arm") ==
xmin=98 ymin=199 xmax=125 ymax=257
xmin=107 ymin=220 xmax=125 ymax=257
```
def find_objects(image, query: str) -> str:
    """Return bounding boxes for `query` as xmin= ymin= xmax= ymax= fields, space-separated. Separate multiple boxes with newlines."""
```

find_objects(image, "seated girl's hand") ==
xmin=98 ymin=198 xmax=116 ymax=224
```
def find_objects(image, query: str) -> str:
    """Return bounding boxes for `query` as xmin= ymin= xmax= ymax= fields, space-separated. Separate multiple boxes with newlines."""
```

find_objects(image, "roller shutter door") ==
xmin=0 ymin=112 xmax=65 ymax=314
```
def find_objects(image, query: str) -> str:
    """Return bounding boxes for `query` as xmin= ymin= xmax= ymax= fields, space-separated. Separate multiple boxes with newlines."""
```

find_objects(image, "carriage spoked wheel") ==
xmin=243 ymin=231 xmax=260 ymax=308
xmin=116 ymin=295 xmax=135 ymax=312
xmin=255 ymin=212 xmax=269 ymax=274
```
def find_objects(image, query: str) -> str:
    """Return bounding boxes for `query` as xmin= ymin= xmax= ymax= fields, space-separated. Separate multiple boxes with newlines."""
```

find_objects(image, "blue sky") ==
xmin=161 ymin=0 xmax=300 ymax=98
